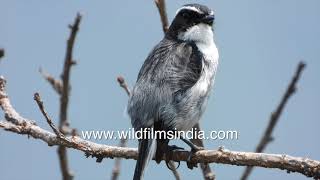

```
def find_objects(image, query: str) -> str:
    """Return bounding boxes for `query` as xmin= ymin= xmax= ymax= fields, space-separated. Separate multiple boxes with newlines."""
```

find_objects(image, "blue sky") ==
xmin=0 ymin=1 xmax=319 ymax=180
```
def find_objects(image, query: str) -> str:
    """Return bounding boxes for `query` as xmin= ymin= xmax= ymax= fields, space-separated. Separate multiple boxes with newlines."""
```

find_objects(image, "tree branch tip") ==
xmin=69 ymin=13 xmax=82 ymax=30
xmin=33 ymin=92 xmax=41 ymax=101
xmin=76 ymin=13 xmax=82 ymax=19
xmin=0 ymin=48 xmax=4 ymax=59
xmin=117 ymin=76 xmax=125 ymax=84
xmin=116 ymin=75 xmax=131 ymax=96
xmin=298 ymin=61 xmax=306 ymax=68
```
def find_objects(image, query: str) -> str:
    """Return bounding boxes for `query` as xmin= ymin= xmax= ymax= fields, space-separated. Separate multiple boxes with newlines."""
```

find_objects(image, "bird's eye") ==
xmin=182 ymin=12 xmax=190 ymax=19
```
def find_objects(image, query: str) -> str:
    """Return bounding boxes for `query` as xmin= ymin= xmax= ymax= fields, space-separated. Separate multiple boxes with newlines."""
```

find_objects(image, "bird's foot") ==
xmin=165 ymin=145 xmax=184 ymax=170
xmin=186 ymin=146 xmax=204 ymax=169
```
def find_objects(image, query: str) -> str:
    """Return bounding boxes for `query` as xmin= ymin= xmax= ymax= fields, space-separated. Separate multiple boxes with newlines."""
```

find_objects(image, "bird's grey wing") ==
xmin=128 ymin=39 xmax=202 ymax=130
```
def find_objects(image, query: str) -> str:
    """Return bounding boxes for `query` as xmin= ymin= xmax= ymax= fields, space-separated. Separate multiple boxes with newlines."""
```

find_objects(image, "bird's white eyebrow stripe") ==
xmin=176 ymin=6 xmax=203 ymax=15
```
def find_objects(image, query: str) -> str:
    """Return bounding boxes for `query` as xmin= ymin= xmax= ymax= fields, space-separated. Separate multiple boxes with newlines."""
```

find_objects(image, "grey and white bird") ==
xmin=128 ymin=4 xmax=219 ymax=180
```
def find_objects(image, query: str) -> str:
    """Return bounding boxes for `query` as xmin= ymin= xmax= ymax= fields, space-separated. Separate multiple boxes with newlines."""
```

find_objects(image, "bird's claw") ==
xmin=186 ymin=146 xmax=204 ymax=169
xmin=166 ymin=160 xmax=181 ymax=171
xmin=164 ymin=145 xmax=184 ymax=170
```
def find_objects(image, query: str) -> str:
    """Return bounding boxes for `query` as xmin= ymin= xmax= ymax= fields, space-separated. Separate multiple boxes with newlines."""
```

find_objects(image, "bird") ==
xmin=127 ymin=3 xmax=219 ymax=180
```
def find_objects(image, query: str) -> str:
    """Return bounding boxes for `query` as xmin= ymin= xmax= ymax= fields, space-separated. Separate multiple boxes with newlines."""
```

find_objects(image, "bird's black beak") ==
xmin=202 ymin=15 xmax=215 ymax=26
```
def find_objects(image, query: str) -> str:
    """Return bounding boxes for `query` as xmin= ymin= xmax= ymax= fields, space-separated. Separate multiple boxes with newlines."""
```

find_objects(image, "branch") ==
xmin=39 ymin=68 xmax=63 ymax=95
xmin=58 ymin=13 xmax=82 ymax=180
xmin=240 ymin=62 xmax=306 ymax=180
xmin=111 ymin=76 xmax=131 ymax=180
xmin=0 ymin=76 xmax=319 ymax=179
xmin=0 ymin=120 xmax=319 ymax=179
xmin=60 ymin=13 xmax=81 ymax=130
xmin=154 ymin=0 xmax=169 ymax=33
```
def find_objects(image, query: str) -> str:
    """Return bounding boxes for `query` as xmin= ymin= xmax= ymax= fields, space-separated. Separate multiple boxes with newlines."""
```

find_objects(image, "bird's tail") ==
xmin=133 ymin=131 xmax=157 ymax=180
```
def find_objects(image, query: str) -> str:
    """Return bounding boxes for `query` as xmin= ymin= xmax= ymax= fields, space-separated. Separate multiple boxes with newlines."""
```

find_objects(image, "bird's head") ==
xmin=167 ymin=4 xmax=215 ymax=44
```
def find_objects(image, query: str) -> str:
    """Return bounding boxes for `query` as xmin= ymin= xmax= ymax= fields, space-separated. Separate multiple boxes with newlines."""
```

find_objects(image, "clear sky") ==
xmin=0 ymin=1 xmax=319 ymax=180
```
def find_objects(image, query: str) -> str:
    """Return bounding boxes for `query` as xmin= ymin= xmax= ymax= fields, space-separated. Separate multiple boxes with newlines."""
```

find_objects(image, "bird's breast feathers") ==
xmin=189 ymin=24 xmax=219 ymax=96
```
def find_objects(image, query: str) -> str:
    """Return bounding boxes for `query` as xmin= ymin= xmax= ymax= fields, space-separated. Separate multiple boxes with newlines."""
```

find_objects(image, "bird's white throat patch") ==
xmin=178 ymin=23 xmax=219 ymax=61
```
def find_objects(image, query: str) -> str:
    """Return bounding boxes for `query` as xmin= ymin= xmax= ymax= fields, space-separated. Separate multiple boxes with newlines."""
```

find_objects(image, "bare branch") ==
xmin=240 ymin=62 xmax=306 ymax=180
xmin=57 ymin=13 xmax=82 ymax=180
xmin=0 ymin=75 xmax=319 ymax=179
xmin=0 ymin=120 xmax=319 ymax=179
xmin=111 ymin=76 xmax=132 ymax=178
xmin=39 ymin=68 xmax=63 ymax=95
xmin=110 ymin=76 xmax=131 ymax=180
xmin=154 ymin=0 xmax=169 ymax=33
xmin=60 ymin=13 xmax=81 ymax=130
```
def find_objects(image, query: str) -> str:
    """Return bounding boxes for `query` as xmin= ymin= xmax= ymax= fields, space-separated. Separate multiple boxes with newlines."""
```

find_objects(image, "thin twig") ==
xmin=57 ymin=13 xmax=82 ymax=180
xmin=60 ymin=13 xmax=81 ymax=131
xmin=38 ymin=13 xmax=81 ymax=180
xmin=191 ymin=124 xmax=216 ymax=180
xmin=154 ymin=0 xmax=169 ymax=33
xmin=240 ymin=62 xmax=306 ymax=180
xmin=111 ymin=76 xmax=131 ymax=180
xmin=34 ymin=92 xmax=63 ymax=137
